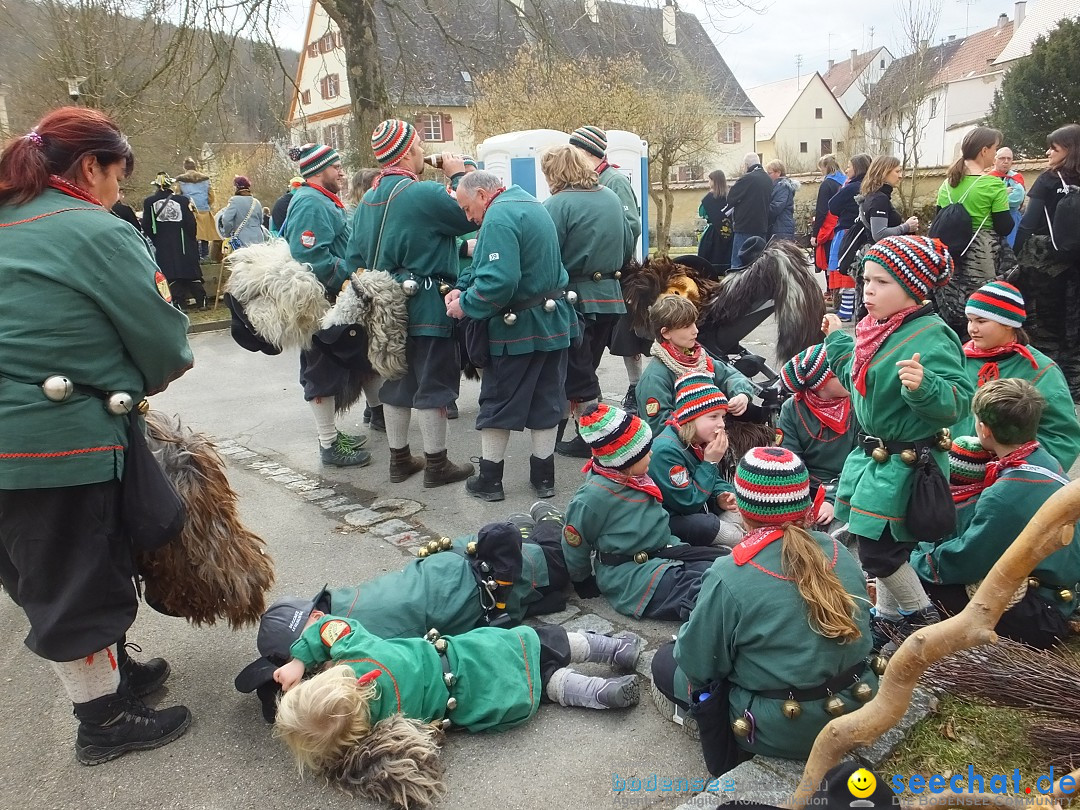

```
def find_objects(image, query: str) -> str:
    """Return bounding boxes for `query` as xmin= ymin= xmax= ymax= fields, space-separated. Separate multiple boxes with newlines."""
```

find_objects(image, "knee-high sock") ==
xmin=383 ymin=404 xmax=412 ymax=450
xmin=50 ymin=646 xmax=121 ymax=704
xmin=624 ymin=355 xmax=643 ymax=385
xmin=416 ymin=408 xmax=447 ymax=455
xmin=481 ymin=429 xmax=511 ymax=463
xmin=362 ymin=375 xmax=383 ymax=408
xmin=878 ymin=562 xmax=933 ymax=613
xmin=570 ymin=398 xmax=599 ymax=422
xmin=309 ymin=398 xmax=338 ymax=448
xmin=530 ymin=426 xmax=557 ymax=458
xmin=874 ymin=581 xmax=902 ymax=620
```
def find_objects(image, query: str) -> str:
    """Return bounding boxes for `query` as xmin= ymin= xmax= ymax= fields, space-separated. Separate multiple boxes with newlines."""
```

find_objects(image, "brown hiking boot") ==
xmin=423 ymin=450 xmax=474 ymax=488
xmin=389 ymin=445 xmax=425 ymax=483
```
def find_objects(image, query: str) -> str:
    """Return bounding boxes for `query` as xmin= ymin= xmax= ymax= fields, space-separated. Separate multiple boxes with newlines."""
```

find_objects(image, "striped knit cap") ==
xmin=569 ymin=126 xmax=608 ymax=159
xmin=671 ymin=371 xmax=728 ymax=426
xmin=371 ymin=119 xmax=418 ymax=166
xmin=948 ymin=435 xmax=994 ymax=487
xmin=780 ymin=343 xmax=832 ymax=394
xmin=734 ymin=447 xmax=811 ymax=525
xmin=578 ymin=403 xmax=653 ymax=470
xmin=864 ymin=235 xmax=954 ymax=303
xmin=965 ymin=280 xmax=1026 ymax=328
xmin=287 ymin=143 xmax=341 ymax=178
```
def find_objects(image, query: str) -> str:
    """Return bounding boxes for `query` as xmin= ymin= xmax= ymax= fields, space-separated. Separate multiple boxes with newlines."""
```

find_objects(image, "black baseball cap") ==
xmin=234 ymin=589 xmax=326 ymax=693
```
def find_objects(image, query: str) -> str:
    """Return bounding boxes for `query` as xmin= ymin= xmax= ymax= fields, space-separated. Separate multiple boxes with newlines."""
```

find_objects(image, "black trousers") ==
xmin=643 ymin=561 xmax=714 ymax=621
xmin=924 ymin=582 xmax=1068 ymax=649
xmin=856 ymin=524 xmax=914 ymax=579
xmin=534 ymin=624 xmax=572 ymax=702
xmin=564 ymin=313 xmax=618 ymax=402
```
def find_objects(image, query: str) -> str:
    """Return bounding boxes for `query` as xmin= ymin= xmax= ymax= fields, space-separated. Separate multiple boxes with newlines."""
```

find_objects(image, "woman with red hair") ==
xmin=0 ymin=107 xmax=193 ymax=764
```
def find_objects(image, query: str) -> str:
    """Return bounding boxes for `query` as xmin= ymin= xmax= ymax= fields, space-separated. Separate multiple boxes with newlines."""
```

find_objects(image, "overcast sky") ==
xmin=272 ymin=0 xmax=1020 ymax=89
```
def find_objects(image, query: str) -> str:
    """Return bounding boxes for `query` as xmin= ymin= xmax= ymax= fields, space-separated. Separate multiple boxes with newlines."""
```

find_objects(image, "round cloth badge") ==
xmin=563 ymin=525 xmax=583 ymax=547
xmin=300 ymin=230 xmax=317 ymax=248
xmin=774 ymin=428 xmax=784 ymax=446
xmin=644 ymin=398 xmax=660 ymax=417
xmin=669 ymin=465 xmax=690 ymax=488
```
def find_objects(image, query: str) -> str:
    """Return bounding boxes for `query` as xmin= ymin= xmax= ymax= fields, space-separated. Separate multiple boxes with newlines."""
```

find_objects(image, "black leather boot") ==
xmin=465 ymin=458 xmax=505 ymax=501
xmin=116 ymin=642 xmax=170 ymax=698
xmin=74 ymin=692 xmax=191 ymax=765
xmin=529 ymin=454 xmax=555 ymax=499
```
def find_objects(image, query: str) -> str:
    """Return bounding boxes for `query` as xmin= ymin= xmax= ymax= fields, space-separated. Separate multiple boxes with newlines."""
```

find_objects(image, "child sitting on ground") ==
xmin=635 ymin=294 xmax=755 ymax=436
xmin=273 ymin=617 xmax=642 ymax=807
xmin=650 ymin=371 xmax=744 ymax=547
xmin=563 ymin=402 xmax=726 ymax=620
xmin=912 ymin=378 xmax=1080 ymax=649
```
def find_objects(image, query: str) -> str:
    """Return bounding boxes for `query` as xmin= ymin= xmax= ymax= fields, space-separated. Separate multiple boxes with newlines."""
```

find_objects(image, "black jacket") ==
xmin=727 ymin=164 xmax=773 ymax=234
xmin=270 ymin=190 xmax=293 ymax=232
xmin=828 ymin=174 xmax=865 ymax=230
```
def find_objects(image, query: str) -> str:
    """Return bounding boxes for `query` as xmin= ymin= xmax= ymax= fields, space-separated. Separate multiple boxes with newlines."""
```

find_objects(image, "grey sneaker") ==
xmin=530 ymin=501 xmax=564 ymax=525
xmin=596 ymin=674 xmax=640 ymax=708
xmin=506 ymin=513 xmax=535 ymax=538
xmin=320 ymin=435 xmax=372 ymax=468
xmin=335 ymin=430 xmax=368 ymax=449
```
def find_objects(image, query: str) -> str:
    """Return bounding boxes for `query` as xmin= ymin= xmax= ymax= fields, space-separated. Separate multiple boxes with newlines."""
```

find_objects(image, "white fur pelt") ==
xmin=700 ymin=241 xmax=825 ymax=363
xmin=322 ymin=270 xmax=409 ymax=381
xmin=224 ymin=240 xmax=329 ymax=351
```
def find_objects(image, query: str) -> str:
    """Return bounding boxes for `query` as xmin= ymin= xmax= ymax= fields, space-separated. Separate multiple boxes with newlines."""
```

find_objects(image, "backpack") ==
xmin=928 ymin=177 xmax=990 ymax=257
xmin=1046 ymin=172 xmax=1080 ymax=255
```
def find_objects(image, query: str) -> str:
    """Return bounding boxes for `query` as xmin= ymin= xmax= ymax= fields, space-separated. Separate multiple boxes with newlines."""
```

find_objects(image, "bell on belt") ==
xmin=614 ymin=270 xmax=622 ymax=280
xmin=938 ymin=429 xmax=952 ymax=451
xmin=1027 ymin=577 xmax=1040 ymax=589
xmin=438 ymin=536 xmax=453 ymax=551
xmin=438 ymin=282 xmax=451 ymax=296
xmin=440 ymin=718 xmax=452 ymax=730
xmin=466 ymin=540 xmax=478 ymax=556
xmin=443 ymin=672 xmax=456 ymax=687
xmin=402 ymin=278 xmax=419 ymax=296
xmin=446 ymin=697 xmax=458 ymax=711
xmin=781 ymin=698 xmax=802 ymax=720
xmin=137 ymin=398 xmax=150 ymax=414
xmin=41 ymin=375 xmax=74 ymax=402
xmin=870 ymin=655 xmax=888 ymax=676
xmin=434 ymin=638 xmax=448 ymax=653
xmin=543 ymin=298 xmax=556 ymax=312
xmin=106 ymin=391 xmax=134 ymax=415
xmin=503 ymin=312 xmax=518 ymax=326
xmin=731 ymin=717 xmax=751 ymax=738
xmin=1059 ymin=588 xmax=1075 ymax=603
xmin=426 ymin=540 xmax=441 ymax=555
xmin=871 ymin=446 xmax=889 ymax=463
xmin=852 ymin=682 xmax=874 ymax=703
xmin=425 ymin=629 xmax=441 ymax=642
xmin=900 ymin=448 xmax=917 ymax=466
xmin=825 ymin=694 xmax=846 ymax=717
xmin=417 ymin=546 xmax=431 ymax=558
xmin=591 ymin=272 xmax=602 ymax=282
xmin=633 ymin=551 xmax=649 ymax=564
xmin=565 ymin=290 xmax=579 ymax=305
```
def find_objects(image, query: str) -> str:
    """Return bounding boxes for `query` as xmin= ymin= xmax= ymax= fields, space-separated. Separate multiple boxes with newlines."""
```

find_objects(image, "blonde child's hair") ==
xmin=540 ymin=145 xmax=598 ymax=194
xmin=779 ymin=523 xmax=861 ymax=642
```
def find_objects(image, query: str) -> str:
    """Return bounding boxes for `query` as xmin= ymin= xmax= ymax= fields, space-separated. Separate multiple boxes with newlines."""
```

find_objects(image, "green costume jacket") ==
xmin=912 ymin=446 xmax=1080 ymax=616
xmin=777 ymin=397 xmax=860 ymax=504
xmin=282 ymin=184 xmax=351 ymax=296
xmin=543 ymin=186 xmax=632 ymax=316
xmin=347 ymin=176 xmax=475 ymax=339
xmin=290 ymin=616 xmax=542 ymax=732
xmin=952 ymin=347 xmax=1080 ymax=471
xmin=459 ymin=185 xmax=573 ymax=356
xmin=563 ymin=470 xmax=686 ymax=617
xmin=322 ymin=539 xmax=555 ymax=638
xmin=636 ymin=352 xmax=756 ymax=436
xmin=598 ymin=164 xmax=642 ymax=244
xmin=0 ymin=189 xmax=192 ymax=489
xmin=825 ymin=314 xmax=973 ymax=542
xmin=673 ymin=531 xmax=875 ymax=759
xmin=650 ymin=424 xmax=734 ymax=515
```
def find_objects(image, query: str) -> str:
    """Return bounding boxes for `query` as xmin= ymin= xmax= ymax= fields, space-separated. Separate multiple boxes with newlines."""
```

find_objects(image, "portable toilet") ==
xmin=477 ymin=128 xmax=650 ymax=260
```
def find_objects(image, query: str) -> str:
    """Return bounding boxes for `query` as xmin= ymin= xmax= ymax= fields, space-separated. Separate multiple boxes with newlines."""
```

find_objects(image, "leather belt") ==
xmin=757 ymin=661 xmax=868 ymax=701
xmin=499 ymin=288 xmax=566 ymax=317
xmin=598 ymin=548 xmax=660 ymax=566
xmin=859 ymin=431 xmax=950 ymax=463
xmin=571 ymin=269 xmax=621 ymax=283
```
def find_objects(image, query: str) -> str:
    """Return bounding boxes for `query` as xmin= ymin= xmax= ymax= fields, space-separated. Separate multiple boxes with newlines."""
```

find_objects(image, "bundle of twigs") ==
xmin=1028 ymin=722 xmax=1080 ymax=769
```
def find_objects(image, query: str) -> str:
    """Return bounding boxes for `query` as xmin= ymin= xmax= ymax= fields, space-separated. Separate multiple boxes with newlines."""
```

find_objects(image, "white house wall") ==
xmin=766 ymin=78 xmax=851 ymax=173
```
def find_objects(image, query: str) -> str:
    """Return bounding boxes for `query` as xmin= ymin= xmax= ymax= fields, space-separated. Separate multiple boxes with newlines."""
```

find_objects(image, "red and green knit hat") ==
xmin=734 ymin=447 xmax=811 ymax=525
xmin=965 ymin=280 xmax=1026 ymax=328
xmin=671 ymin=371 xmax=728 ymax=426
xmin=287 ymin=143 xmax=341 ymax=178
xmin=569 ymin=126 xmax=607 ymax=159
xmin=948 ymin=435 xmax=994 ymax=487
xmin=371 ymin=119 xmax=418 ymax=166
xmin=578 ymin=403 xmax=653 ymax=470
xmin=780 ymin=343 xmax=832 ymax=394
xmin=864 ymin=235 xmax=953 ymax=303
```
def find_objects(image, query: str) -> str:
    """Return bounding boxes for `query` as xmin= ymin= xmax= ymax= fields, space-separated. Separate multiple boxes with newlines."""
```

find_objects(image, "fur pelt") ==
xmin=224 ymin=240 xmax=329 ymax=351
xmin=620 ymin=256 xmax=719 ymax=338
xmin=136 ymin=411 xmax=275 ymax=628
xmin=322 ymin=270 xmax=409 ymax=381
xmin=328 ymin=715 xmax=446 ymax=809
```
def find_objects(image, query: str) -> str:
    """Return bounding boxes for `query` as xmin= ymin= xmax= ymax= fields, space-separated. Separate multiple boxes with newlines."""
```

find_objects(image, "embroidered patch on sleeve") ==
xmin=669 ymin=465 xmax=690 ymax=488
xmin=644 ymin=398 xmax=660 ymax=417
xmin=563 ymin=525 xmax=583 ymax=547
xmin=319 ymin=619 xmax=351 ymax=647
xmin=300 ymin=230 xmax=317 ymax=248
xmin=488 ymin=252 xmax=500 ymax=261
xmin=774 ymin=428 xmax=784 ymax=446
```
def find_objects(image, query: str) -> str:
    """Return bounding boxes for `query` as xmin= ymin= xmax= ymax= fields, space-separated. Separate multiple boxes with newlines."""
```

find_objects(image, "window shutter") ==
xmin=441 ymin=113 xmax=454 ymax=142
xmin=733 ymin=121 xmax=741 ymax=143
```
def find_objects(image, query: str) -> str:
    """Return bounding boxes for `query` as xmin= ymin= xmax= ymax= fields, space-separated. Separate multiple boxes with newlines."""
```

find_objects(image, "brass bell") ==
xmin=543 ymin=298 xmax=557 ymax=312
xmin=900 ymin=448 xmax=917 ymax=466
xmin=633 ymin=551 xmax=649 ymax=564
xmin=426 ymin=540 xmax=441 ymax=555
xmin=938 ymin=429 xmax=952 ymax=451
xmin=446 ymin=697 xmax=458 ymax=711
xmin=402 ymin=278 xmax=419 ymax=296
xmin=825 ymin=695 xmax=847 ymax=717
xmin=781 ymin=698 xmax=802 ymax=720
xmin=41 ymin=375 xmax=74 ymax=402
xmin=466 ymin=540 xmax=478 ymax=556
xmin=434 ymin=638 xmax=448 ymax=653
xmin=443 ymin=672 xmax=456 ymax=687
xmin=565 ymin=290 xmax=579 ymax=305
xmin=1027 ymin=576 xmax=1040 ymax=589
xmin=503 ymin=312 xmax=518 ymax=326
xmin=591 ymin=272 xmax=602 ymax=282
xmin=1060 ymin=588 xmax=1075 ymax=603
xmin=438 ymin=536 xmax=453 ymax=551
xmin=438 ymin=282 xmax=451 ymax=296
xmin=871 ymin=655 xmax=888 ymax=676
xmin=417 ymin=546 xmax=431 ymax=558
xmin=105 ymin=391 xmax=134 ymax=415
xmin=136 ymin=398 xmax=150 ymax=414
xmin=731 ymin=717 xmax=752 ymax=738
xmin=614 ymin=270 xmax=622 ymax=280
xmin=852 ymin=682 xmax=874 ymax=703
xmin=871 ymin=446 xmax=889 ymax=464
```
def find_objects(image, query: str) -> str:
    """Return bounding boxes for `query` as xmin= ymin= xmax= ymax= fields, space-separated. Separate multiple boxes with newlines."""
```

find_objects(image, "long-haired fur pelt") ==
xmin=136 ymin=411 xmax=275 ymax=628
xmin=224 ymin=240 xmax=329 ymax=351
xmin=322 ymin=270 xmax=409 ymax=382
xmin=620 ymin=256 xmax=719 ymax=337
xmin=328 ymin=715 xmax=446 ymax=809
xmin=700 ymin=242 xmax=824 ymax=363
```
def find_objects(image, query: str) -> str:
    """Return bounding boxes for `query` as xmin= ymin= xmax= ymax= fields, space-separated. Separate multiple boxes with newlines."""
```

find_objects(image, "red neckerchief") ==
xmin=851 ymin=305 xmax=920 ymax=396
xmin=983 ymin=441 xmax=1041 ymax=488
xmin=371 ymin=166 xmax=418 ymax=190
xmin=659 ymin=341 xmax=714 ymax=372
xmin=305 ymin=182 xmax=345 ymax=209
xmin=48 ymin=175 xmax=102 ymax=206
xmin=596 ymin=159 xmax=620 ymax=174
xmin=483 ymin=186 xmax=508 ymax=212
xmin=963 ymin=340 xmax=1040 ymax=383
xmin=732 ymin=527 xmax=785 ymax=565
xmin=583 ymin=459 xmax=663 ymax=501
xmin=799 ymin=382 xmax=851 ymax=434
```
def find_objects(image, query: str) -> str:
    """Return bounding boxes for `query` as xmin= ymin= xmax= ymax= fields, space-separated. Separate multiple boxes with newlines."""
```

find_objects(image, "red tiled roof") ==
xmin=933 ymin=20 xmax=1014 ymax=83
xmin=822 ymin=49 xmax=880 ymax=96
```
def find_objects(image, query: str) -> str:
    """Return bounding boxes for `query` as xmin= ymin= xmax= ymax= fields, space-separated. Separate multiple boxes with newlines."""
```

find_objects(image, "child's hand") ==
xmin=702 ymin=427 xmax=729 ymax=462
xmin=727 ymin=394 xmax=749 ymax=416
xmin=274 ymin=658 xmax=307 ymax=692
xmin=815 ymin=500 xmax=835 ymax=525
xmin=896 ymin=352 xmax=924 ymax=391
xmin=717 ymin=491 xmax=738 ymax=512
xmin=822 ymin=314 xmax=843 ymax=335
